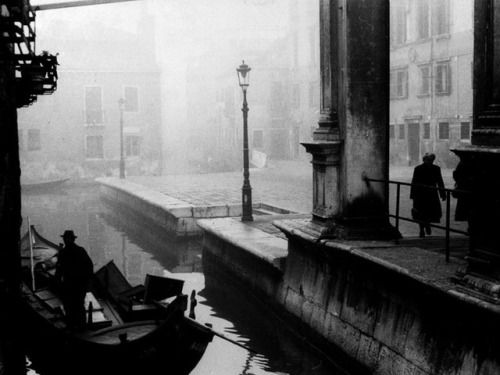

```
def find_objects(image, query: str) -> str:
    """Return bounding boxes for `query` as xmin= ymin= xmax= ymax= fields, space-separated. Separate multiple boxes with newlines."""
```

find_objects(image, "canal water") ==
xmin=21 ymin=182 xmax=346 ymax=375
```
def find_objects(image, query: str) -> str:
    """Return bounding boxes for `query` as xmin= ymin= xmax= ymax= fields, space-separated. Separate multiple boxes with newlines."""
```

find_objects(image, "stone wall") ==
xmin=282 ymin=235 xmax=500 ymax=375
xmin=202 ymin=222 xmax=500 ymax=375
xmin=98 ymin=179 xmax=199 ymax=237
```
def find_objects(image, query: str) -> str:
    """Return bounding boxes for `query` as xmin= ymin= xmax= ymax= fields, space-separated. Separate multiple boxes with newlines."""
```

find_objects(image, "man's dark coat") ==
xmin=410 ymin=162 xmax=446 ymax=223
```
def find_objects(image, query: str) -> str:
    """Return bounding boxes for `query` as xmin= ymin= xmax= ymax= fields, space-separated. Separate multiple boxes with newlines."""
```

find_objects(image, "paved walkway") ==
xmin=106 ymin=159 xmax=481 ymax=315
xmin=127 ymin=159 xmax=467 ymax=239
xmin=128 ymin=159 xmax=313 ymax=214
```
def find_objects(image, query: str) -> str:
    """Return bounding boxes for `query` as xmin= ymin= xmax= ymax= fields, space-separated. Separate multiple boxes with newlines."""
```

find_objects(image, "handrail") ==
xmin=365 ymin=177 xmax=470 ymax=262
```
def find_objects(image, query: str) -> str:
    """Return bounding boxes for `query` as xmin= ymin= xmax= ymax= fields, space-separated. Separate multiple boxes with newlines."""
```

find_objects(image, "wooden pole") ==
xmin=194 ymin=319 xmax=258 ymax=354
xmin=34 ymin=0 xmax=139 ymax=11
xmin=28 ymin=217 xmax=35 ymax=290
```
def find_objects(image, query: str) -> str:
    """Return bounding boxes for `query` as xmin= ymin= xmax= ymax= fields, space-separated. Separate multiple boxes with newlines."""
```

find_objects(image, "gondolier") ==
xmin=20 ymin=226 xmax=215 ymax=374
xmin=55 ymin=230 xmax=93 ymax=330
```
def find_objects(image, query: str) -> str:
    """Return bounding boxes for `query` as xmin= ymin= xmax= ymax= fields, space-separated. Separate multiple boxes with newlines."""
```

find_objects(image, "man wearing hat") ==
xmin=55 ymin=230 xmax=93 ymax=330
xmin=410 ymin=153 xmax=446 ymax=238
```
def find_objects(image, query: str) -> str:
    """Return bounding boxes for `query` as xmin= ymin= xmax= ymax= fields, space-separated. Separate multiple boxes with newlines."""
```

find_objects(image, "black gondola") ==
xmin=19 ymin=226 xmax=214 ymax=375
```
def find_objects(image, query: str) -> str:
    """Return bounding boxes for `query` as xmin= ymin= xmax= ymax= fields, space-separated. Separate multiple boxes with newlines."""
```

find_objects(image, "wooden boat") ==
xmin=20 ymin=227 xmax=214 ymax=375
xmin=20 ymin=225 xmax=60 ymax=269
xmin=21 ymin=177 xmax=70 ymax=193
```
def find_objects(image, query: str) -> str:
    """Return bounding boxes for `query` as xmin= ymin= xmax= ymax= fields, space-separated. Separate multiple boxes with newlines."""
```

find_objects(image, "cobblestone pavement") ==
xmin=127 ymin=159 xmax=467 ymax=239
xmin=128 ymin=159 xmax=313 ymax=213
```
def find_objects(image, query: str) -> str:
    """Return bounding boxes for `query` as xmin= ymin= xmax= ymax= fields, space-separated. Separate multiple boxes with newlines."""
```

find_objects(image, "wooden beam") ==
xmin=33 ymin=0 xmax=139 ymax=11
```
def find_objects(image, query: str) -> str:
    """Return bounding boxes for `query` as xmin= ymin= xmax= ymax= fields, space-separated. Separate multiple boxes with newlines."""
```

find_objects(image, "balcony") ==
xmin=1 ymin=0 xmax=58 ymax=107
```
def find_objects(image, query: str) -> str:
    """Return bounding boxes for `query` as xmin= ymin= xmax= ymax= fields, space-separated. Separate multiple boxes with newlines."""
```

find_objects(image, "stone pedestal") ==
xmin=451 ymin=147 xmax=500 ymax=303
xmin=449 ymin=0 xmax=500 ymax=304
xmin=295 ymin=0 xmax=398 ymax=241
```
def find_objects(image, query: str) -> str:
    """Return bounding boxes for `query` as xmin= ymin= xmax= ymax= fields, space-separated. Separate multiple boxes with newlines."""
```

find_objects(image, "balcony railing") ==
xmin=1 ymin=0 xmax=58 ymax=107
xmin=365 ymin=177 xmax=470 ymax=262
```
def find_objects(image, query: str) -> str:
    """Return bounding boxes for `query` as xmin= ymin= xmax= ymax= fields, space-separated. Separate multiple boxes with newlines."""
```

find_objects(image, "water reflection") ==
xmin=22 ymin=182 xmax=343 ymax=375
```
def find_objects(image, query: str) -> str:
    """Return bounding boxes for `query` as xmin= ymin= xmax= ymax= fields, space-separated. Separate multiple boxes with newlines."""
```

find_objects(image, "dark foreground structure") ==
xmin=204 ymin=1 xmax=500 ymax=374
xmin=4 ymin=1 xmax=500 ymax=374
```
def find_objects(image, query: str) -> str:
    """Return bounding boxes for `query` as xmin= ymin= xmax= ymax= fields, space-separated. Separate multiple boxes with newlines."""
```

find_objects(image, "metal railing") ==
xmin=365 ymin=177 xmax=470 ymax=262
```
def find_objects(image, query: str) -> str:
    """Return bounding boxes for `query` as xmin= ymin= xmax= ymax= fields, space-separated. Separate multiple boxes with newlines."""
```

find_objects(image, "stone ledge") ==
xmin=275 ymin=218 xmax=500 ymax=315
xmin=97 ymin=177 xmax=194 ymax=218
xmin=198 ymin=217 xmax=288 ymax=271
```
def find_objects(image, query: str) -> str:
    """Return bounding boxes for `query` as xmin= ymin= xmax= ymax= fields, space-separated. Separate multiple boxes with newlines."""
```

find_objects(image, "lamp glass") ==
xmin=237 ymin=61 xmax=251 ymax=88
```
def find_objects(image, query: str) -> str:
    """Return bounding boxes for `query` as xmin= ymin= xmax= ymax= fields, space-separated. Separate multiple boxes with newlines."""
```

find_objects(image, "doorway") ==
xmin=407 ymin=122 xmax=420 ymax=166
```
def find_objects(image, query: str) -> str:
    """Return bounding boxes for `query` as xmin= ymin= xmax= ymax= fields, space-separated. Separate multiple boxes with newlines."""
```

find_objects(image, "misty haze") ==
xmin=0 ymin=1 xmax=485 ymax=374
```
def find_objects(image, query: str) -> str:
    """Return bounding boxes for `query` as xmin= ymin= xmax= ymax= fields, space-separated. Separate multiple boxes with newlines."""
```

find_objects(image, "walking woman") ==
xmin=410 ymin=153 xmax=446 ymax=238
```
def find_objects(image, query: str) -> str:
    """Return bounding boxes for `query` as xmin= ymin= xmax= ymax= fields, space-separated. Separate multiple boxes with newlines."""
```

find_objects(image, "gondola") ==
xmin=21 ymin=177 xmax=70 ymax=193
xmin=19 ymin=226 xmax=214 ymax=375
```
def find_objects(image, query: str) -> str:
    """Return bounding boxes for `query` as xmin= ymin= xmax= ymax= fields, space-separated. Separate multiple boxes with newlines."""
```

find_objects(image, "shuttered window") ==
xmin=435 ymin=62 xmax=451 ymax=95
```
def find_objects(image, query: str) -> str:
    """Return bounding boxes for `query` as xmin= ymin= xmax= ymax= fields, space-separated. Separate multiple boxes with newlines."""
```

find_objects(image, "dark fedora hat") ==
xmin=61 ymin=230 xmax=77 ymax=239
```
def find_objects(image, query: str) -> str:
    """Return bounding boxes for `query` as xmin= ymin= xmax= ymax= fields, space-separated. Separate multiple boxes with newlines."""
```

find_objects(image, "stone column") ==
xmin=336 ymin=0 xmax=396 ymax=239
xmin=301 ymin=0 xmax=342 ymax=237
xmin=300 ymin=0 xmax=397 ymax=240
xmin=451 ymin=0 xmax=500 ymax=304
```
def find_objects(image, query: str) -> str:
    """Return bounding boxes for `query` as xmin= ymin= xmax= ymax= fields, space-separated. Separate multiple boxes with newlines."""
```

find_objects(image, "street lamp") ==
xmin=118 ymin=97 xmax=125 ymax=179
xmin=237 ymin=60 xmax=253 ymax=222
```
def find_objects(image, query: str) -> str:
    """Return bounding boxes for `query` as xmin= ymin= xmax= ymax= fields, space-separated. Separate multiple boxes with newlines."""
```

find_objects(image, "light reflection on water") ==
xmin=22 ymin=182 xmax=343 ymax=375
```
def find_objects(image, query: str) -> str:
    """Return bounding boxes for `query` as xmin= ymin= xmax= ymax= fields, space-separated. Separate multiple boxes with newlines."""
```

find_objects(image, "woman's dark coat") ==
xmin=410 ymin=163 xmax=446 ymax=223
xmin=452 ymin=161 xmax=473 ymax=221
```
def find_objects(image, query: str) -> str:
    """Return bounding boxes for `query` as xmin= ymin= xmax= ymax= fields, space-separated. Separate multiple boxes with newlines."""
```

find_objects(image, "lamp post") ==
xmin=118 ymin=97 xmax=125 ymax=179
xmin=237 ymin=61 xmax=253 ymax=222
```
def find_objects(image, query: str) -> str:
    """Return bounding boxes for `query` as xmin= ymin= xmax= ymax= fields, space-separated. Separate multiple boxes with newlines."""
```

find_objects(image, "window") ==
xmin=460 ymin=122 xmax=471 ymax=140
xmin=398 ymin=124 xmax=405 ymax=140
xmin=270 ymin=81 xmax=285 ymax=112
xmin=418 ymin=65 xmax=431 ymax=96
xmin=417 ymin=0 xmax=430 ymax=40
xmin=309 ymin=81 xmax=319 ymax=108
xmin=125 ymin=136 xmax=141 ymax=157
xmin=86 ymin=135 xmax=104 ymax=158
xmin=389 ymin=124 xmax=395 ymax=139
xmin=124 ymin=86 xmax=139 ymax=112
xmin=390 ymin=3 xmax=407 ymax=46
xmin=253 ymin=129 xmax=264 ymax=148
xmin=432 ymin=0 xmax=449 ymax=36
xmin=438 ymin=122 xmax=449 ymax=139
xmin=416 ymin=0 xmax=449 ymax=40
xmin=292 ymin=84 xmax=300 ymax=108
xmin=390 ymin=68 xmax=408 ymax=99
xmin=27 ymin=129 xmax=41 ymax=151
xmin=435 ymin=61 xmax=451 ymax=94
xmin=423 ymin=122 xmax=430 ymax=139
xmin=85 ymin=86 xmax=103 ymax=125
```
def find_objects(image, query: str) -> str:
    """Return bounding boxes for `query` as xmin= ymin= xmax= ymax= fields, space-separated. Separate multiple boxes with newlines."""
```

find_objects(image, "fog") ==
xmin=20 ymin=0 xmax=292 ymax=180
xmin=18 ymin=1 xmax=473 ymax=181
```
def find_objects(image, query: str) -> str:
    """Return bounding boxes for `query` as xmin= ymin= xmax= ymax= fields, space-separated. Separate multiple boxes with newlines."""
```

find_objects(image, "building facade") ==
xmin=17 ymin=15 xmax=162 ymax=181
xmin=184 ymin=34 xmax=293 ymax=172
xmin=389 ymin=0 xmax=473 ymax=168
xmin=288 ymin=0 xmax=320 ymax=160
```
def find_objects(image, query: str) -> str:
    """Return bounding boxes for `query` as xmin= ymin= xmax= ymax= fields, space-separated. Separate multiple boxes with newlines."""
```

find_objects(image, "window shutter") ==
xmin=446 ymin=64 xmax=451 ymax=93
